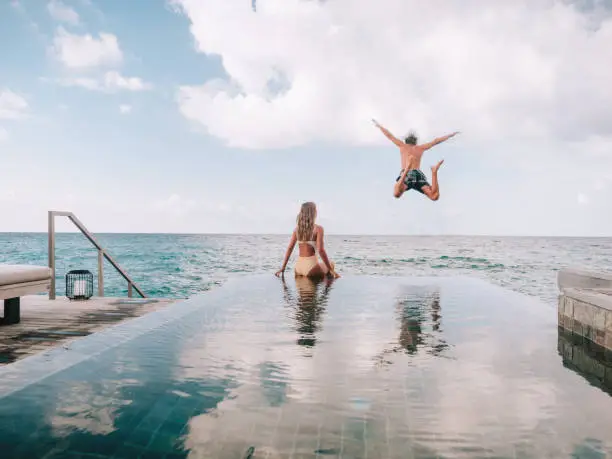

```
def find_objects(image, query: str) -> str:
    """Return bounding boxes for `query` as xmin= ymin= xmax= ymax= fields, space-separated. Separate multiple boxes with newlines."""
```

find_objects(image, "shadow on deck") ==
xmin=0 ymin=295 xmax=177 ymax=365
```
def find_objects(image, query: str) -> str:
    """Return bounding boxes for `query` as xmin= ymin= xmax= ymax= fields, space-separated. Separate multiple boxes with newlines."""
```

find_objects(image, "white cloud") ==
xmin=47 ymin=0 xmax=80 ymax=25
xmin=577 ymin=193 xmax=590 ymax=205
xmin=0 ymin=127 xmax=8 ymax=142
xmin=0 ymin=89 xmax=28 ymax=120
xmin=594 ymin=178 xmax=608 ymax=191
xmin=103 ymin=71 xmax=151 ymax=91
xmin=172 ymin=0 xmax=612 ymax=151
xmin=119 ymin=104 xmax=132 ymax=114
xmin=58 ymin=71 xmax=152 ymax=92
xmin=59 ymin=77 xmax=99 ymax=90
xmin=0 ymin=189 xmax=16 ymax=201
xmin=51 ymin=27 xmax=122 ymax=69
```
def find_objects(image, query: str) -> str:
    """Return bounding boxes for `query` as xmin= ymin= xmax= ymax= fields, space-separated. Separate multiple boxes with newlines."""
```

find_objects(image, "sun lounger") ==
xmin=0 ymin=264 xmax=53 ymax=325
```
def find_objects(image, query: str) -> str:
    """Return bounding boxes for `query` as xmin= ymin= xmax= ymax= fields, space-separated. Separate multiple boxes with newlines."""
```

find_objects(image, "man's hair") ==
xmin=404 ymin=132 xmax=418 ymax=145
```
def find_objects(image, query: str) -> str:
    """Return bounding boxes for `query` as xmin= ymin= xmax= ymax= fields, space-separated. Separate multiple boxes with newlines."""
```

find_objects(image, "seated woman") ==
xmin=275 ymin=202 xmax=340 ymax=280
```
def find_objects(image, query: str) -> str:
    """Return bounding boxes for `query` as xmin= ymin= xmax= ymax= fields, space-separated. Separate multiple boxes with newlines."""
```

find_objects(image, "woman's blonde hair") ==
xmin=296 ymin=202 xmax=317 ymax=241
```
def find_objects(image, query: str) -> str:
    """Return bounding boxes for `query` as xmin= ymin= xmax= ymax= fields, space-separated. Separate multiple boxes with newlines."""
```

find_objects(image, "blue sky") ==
xmin=1 ymin=0 xmax=611 ymax=235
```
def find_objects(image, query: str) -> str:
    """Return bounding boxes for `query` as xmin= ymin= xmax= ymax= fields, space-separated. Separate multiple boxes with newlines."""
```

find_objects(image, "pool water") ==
xmin=0 ymin=275 xmax=611 ymax=458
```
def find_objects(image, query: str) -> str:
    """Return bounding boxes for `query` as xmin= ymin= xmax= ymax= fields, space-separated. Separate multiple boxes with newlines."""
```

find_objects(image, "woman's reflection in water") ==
xmin=281 ymin=276 xmax=335 ymax=352
xmin=376 ymin=290 xmax=450 ymax=366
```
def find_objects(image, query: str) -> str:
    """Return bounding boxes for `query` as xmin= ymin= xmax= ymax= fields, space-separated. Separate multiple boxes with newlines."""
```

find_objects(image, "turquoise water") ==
xmin=1 ymin=275 xmax=611 ymax=458
xmin=1 ymin=233 xmax=610 ymax=304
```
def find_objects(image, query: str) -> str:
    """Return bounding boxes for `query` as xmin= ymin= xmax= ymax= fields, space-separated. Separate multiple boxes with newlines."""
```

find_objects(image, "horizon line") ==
xmin=0 ymin=231 xmax=610 ymax=238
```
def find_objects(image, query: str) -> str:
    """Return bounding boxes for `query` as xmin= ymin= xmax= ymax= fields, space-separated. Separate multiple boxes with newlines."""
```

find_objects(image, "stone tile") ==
xmin=585 ymin=325 xmax=594 ymax=342
xmin=340 ymin=438 xmax=366 ymax=458
xmin=606 ymin=332 xmax=612 ymax=351
xmin=606 ymin=311 xmax=612 ymax=334
xmin=565 ymin=297 xmax=574 ymax=317
xmin=559 ymin=339 xmax=572 ymax=361
xmin=584 ymin=303 xmax=596 ymax=325
xmin=572 ymin=320 xmax=584 ymax=337
xmin=574 ymin=302 xmax=586 ymax=324
xmin=558 ymin=296 xmax=565 ymax=316
xmin=145 ymin=432 xmax=180 ymax=455
xmin=592 ymin=360 xmax=606 ymax=380
xmin=605 ymin=368 xmax=612 ymax=388
xmin=594 ymin=329 xmax=606 ymax=347
xmin=594 ymin=308 xmax=607 ymax=331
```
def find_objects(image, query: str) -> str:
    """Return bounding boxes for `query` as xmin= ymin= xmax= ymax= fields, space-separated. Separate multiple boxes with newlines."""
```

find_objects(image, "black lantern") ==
xmin=66 ymin=270 xmax=94 ymax=300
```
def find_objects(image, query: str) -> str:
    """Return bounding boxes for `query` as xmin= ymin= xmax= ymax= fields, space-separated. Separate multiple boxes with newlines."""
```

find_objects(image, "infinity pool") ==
xmin=0 ymin=275 xmax=611 ymax=458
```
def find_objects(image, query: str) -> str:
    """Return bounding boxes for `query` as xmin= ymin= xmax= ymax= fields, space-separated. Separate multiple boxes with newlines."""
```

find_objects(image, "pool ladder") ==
xmin=47 ymin=211 xmax=147 ymax=300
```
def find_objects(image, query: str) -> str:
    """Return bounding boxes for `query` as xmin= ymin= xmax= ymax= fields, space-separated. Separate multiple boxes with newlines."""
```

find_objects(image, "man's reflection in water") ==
xmin=376 ymin=290 xmax=450 ymax=366
xmin=281 ymin=276 xmax=335 ymax=351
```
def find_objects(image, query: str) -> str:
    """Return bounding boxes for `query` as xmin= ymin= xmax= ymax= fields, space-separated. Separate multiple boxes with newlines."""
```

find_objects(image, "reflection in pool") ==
xmin=0 ymin=275 xmax=611 ymax=458
xmin=282 ymin=276 xmax=334 ymax=351
xmin=558 ymin=326 xmax=612 ymax=398
xmin=375 ymin=287 xmax=451 ymax=367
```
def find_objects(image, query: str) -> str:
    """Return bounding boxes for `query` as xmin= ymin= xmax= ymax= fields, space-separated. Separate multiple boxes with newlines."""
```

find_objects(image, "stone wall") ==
xmin=558 ymin=269 xmax=612 ymax=352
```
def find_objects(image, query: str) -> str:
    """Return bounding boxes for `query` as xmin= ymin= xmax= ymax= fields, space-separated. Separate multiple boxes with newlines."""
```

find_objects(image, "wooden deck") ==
xmin=0 ymin=295 xmax=178 ymax=365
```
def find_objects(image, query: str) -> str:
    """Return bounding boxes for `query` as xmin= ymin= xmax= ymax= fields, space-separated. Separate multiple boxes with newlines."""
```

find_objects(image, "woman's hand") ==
xmin=328 ymin=270 xmax=340 ymax=279
xmin=275 ymin=268 xmax=285 ymax=278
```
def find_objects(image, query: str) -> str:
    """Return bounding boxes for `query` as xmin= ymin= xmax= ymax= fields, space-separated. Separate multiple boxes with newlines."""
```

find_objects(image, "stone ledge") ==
xmin=563 ymin=287 xmax=612 ymax=312
xmin=558 ymin=268 xmax=612 ymax=291
xmin=558 ymin=269 xmax=612 ymax=351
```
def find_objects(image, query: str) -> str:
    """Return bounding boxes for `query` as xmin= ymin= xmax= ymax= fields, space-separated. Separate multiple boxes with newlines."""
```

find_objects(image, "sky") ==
xmin=0 ymin=0 xmax=611 ymax=236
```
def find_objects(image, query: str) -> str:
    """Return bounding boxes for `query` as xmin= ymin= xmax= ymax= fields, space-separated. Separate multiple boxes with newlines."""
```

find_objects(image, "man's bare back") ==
xmin=372 ymin=119 xmax=459 ymax=201
xmin=399 ymin=143 xmax=425 ymax=171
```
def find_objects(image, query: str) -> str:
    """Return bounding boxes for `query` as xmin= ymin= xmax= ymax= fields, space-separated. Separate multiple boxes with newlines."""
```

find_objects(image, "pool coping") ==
xmin=0 ymin=291 xmax=208 ymax=400
xmin=0 ymin=274 xmax=554 ymax=400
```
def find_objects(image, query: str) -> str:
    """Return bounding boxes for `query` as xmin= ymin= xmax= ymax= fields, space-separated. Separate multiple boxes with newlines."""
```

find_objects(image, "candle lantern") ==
xmin=65 ymin=270 xmax=94 ymax=300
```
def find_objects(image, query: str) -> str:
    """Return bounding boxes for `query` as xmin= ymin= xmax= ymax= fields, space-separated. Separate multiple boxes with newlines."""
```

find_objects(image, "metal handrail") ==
xmin=48 ymin=211 xmax=147 ymax=300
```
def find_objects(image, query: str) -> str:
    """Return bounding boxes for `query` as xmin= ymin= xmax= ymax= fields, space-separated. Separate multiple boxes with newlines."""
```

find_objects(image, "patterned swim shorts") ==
xmin=395 ymin=169 xmax=430 ymax=194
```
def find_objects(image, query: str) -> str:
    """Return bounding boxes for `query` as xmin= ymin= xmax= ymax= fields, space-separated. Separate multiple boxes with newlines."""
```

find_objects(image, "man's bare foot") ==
xmin=431 ymin=159 xmax=444 ymax=173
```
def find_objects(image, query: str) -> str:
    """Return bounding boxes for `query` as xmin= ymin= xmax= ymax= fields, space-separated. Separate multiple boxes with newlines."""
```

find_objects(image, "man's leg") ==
xmin=422 ymin=160 xmax=444 ymax=201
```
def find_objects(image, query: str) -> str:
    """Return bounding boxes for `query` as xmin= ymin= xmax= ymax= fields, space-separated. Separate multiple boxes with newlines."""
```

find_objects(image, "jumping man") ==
xmin=372 ymin=119 xmax=459 ymax=201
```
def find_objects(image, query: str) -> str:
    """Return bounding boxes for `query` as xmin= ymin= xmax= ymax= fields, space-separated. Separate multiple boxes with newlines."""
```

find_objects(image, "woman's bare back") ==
xmin=297 ymin=224 xmax=320 ymax=257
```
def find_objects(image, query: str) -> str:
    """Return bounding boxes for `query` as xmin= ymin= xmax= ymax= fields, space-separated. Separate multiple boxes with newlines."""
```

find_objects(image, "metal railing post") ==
xmin=98 ymin=249 xmax=104 ymax=297
xmin=47 ymin=210 xmax=146 ymax=299
xmin=48 ymin=211 xmax=56 ymax=300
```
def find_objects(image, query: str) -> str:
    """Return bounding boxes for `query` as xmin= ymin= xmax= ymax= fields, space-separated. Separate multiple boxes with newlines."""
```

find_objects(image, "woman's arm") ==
xmin=315 ymin=226 xmax=338 ymax=277
xmin=275 ymin=230 xmax=297 ymax=277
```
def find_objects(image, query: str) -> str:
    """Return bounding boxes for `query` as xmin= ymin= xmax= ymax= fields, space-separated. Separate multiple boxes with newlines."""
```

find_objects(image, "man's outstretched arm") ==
xmin=372 ymin=119 xmax=405 ymax=147
xmin=421 ymin=131 xmax=460 ymax=150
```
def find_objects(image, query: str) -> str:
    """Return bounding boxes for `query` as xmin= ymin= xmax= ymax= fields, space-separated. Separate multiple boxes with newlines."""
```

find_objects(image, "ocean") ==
xmin=1 ymin=233 xmax=610 ymax=306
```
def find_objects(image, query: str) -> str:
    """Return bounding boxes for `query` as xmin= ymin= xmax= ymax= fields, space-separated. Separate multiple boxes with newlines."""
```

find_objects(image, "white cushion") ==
xmin=0 ymin=279 xmax=51 ymax=300
xmin=0 ymin=264 xmax=53 ymax=287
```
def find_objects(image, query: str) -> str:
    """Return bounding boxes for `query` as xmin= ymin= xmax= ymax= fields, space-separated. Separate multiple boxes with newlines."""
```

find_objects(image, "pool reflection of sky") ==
xmin=0 ymin=275 xmax=611 ymax=458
